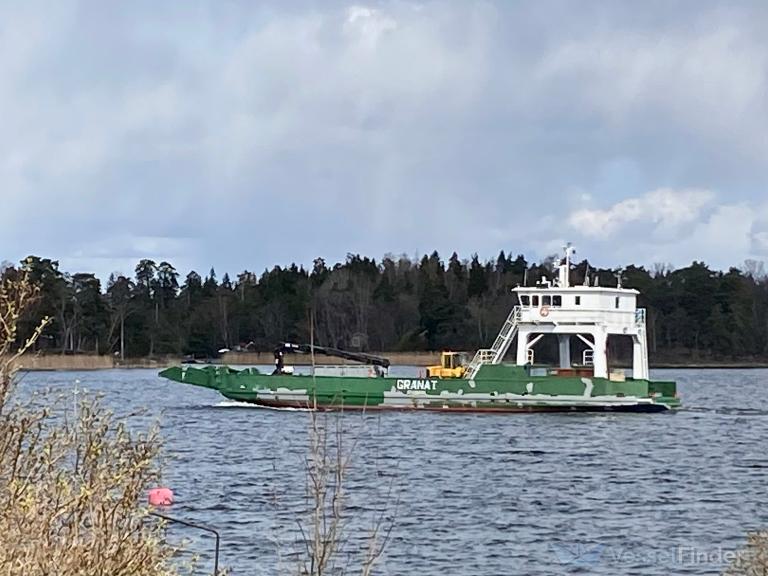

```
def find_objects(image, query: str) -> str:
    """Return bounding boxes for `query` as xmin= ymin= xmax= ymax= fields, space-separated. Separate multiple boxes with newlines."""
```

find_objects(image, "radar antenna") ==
xmin=615 ymin=268 xmax=624 ymax=289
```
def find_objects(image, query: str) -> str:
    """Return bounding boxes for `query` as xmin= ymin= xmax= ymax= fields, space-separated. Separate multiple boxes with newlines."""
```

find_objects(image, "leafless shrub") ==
xmin=0 ymin=271 xmax=186 ymax=576
xmin=292 ymin=403 xmax=395 ymax=576
xmin=0 ymin=269 xmax=50 ymax=404
xmin=725 ymin=531 xmax=768 ymax=576
xmin=284 ymin=319 xmax=396 ymax=575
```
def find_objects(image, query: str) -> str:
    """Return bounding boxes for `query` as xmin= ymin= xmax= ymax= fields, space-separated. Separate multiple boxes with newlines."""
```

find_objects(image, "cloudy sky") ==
xmin=2 ymin=0 xmax=767 ymax=279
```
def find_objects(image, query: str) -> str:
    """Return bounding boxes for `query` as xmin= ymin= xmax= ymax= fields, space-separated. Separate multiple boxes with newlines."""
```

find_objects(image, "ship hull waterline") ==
xmin=159 ymin=364 xmax=680 ymax=414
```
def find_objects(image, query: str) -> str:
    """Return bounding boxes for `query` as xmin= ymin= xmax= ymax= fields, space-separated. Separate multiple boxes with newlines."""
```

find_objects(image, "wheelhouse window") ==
xmin=542 ymin=295 xmax=552 ymax=306
xmin=532 ymin=295 xmax=539 ymax=307
xmin=520 ymin=295 xmax=530 ymax=307
xmin=575 ymin=296 xmax=581 ymax=306
xmin=552 ymin=295 xmax=562 ymax=307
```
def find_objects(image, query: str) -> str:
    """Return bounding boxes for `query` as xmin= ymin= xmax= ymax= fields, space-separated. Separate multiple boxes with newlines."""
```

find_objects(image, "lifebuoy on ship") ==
xmin=540 ymin=305 xmax=550 ymax=317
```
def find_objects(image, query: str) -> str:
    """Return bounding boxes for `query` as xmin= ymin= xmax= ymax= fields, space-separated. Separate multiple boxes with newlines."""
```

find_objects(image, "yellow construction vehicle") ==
xmin=426 ymin=351 xmax=470 ymax=378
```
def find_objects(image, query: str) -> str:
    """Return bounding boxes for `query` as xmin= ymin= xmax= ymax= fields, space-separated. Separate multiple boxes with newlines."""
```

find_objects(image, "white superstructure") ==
xmin=464 ymin=245 xmax=649 ymax=380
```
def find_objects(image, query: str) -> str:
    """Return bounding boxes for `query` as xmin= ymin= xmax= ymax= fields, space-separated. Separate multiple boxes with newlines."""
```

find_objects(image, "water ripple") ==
xmin=19 ymin=367 xmax=768 ymax=575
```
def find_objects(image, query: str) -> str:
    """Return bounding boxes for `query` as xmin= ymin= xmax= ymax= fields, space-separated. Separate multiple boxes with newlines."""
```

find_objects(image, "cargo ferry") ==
xmin=159 ymin=246 xmax=679 ymax=413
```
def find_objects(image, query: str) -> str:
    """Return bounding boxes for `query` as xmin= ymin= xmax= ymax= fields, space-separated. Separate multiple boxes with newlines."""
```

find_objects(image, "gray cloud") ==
xmin=1 ymin=0 xmax=767 ymax=279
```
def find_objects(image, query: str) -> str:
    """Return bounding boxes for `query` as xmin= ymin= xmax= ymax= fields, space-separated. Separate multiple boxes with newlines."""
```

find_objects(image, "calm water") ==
xmin=18 ymin=368 xmax=768 ymax=575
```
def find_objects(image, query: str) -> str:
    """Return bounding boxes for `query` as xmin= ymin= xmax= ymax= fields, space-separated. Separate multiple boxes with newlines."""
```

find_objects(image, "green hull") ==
xmin=159 ymin=364 xmax=680 ymax=413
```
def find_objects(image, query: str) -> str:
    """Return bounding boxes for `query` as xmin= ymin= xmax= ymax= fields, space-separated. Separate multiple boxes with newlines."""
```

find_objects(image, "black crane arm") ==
xmin=273 ymin=342 xmax=390 ymax=369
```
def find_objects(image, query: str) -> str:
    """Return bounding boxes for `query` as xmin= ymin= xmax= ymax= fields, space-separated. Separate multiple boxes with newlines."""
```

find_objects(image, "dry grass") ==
xmin=725 ymin=531 xmax=768 ymax=576
xmin=0 ymin=270 xmax=185 ymax=576
xmin=12 ymin=354 xmax=116 ymax=371
xmin=12 ymin=354 xmax=184 ymax=371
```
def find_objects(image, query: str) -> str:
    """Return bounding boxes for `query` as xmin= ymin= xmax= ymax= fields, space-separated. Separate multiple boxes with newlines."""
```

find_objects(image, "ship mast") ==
xmin=558 ymin=243 xmax=575 ymax=288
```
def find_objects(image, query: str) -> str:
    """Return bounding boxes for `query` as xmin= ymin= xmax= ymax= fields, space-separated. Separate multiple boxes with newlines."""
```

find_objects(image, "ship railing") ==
xmin=476 ymin=349 xmax=495 ymax=363
xmin=464 ymin=348 xmax=494 ymax=379
xmin=465 ymin=305 xmax=522 ymax=379
xmin=488 ymin=305 xmax=521 ymax=353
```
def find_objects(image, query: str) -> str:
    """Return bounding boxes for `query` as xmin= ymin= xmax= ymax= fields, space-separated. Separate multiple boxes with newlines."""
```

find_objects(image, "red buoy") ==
xmin=148 ymin=487 xmax=174 ymax=506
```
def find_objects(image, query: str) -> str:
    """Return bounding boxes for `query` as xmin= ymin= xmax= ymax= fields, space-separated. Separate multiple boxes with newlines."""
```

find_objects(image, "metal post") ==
xmin=150 ymin=511 xmax=220 ymax=575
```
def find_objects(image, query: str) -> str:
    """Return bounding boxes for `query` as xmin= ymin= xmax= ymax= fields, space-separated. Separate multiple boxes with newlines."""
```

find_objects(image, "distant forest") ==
xmin=3 ymin=252 xmax=768 ymax=362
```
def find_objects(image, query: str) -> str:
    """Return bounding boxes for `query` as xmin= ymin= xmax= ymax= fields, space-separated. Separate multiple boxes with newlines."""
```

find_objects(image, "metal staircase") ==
xmin=635 ymin=308 xmax=649 ymax=379
xmin=464 ymin=306 xmax=521 ymax=379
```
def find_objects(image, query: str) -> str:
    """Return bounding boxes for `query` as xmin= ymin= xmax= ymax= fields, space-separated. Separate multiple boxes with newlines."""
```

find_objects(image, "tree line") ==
xmin=3 ymin=252 xmax=767 ymax=362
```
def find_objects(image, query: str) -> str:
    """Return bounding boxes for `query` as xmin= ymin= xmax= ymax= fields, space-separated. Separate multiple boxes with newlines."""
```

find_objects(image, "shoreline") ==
xmin=13 ymin=352 xmax=768 ymax=371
